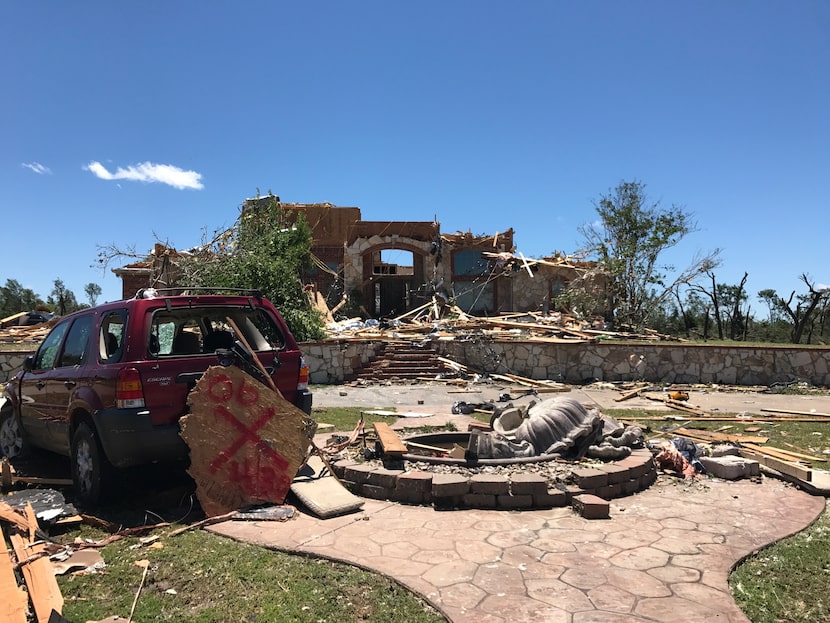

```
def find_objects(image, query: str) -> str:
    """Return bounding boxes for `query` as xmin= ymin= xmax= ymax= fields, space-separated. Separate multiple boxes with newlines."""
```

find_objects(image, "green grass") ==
xmin=311 ymin=406 xmax=397 ymax=433
xmin=312 ymin=406 xmax=461 ymax=435
xmin=730 ymin=508 xmax=830 ymax=623
xmin=57 ymin=527 xmax=446 ymax=623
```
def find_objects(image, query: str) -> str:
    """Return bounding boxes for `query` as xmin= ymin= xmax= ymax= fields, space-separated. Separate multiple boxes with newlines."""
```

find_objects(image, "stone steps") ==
xmin=353 ymin=342 xmax=449 ymax=381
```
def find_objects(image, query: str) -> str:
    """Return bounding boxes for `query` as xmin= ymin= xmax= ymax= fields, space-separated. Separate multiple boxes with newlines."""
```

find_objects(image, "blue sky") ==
xmin=2 ymin=2 xmax=828 ymax=312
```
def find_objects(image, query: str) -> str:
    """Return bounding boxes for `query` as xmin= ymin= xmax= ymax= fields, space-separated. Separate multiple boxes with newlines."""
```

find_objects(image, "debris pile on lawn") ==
xmin=615 ymin=384 xmax=830 ymax=494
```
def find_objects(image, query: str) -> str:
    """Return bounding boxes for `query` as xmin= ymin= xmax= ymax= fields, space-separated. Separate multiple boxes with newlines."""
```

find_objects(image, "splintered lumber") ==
xmin=181 ymin=365 xmax=312 ymax=517
xmin=739 ymin=448 xmax=812 ymax=482
xmin=403 ymin=440 xmax=450 ymax=456
xmin=672 ymin=427 xmax=769 ymax=444
xmin=372 ymin=422 xmax=408 ymax=456
xmin=761 ymin=407 xmax=830 ymax=419
xmin=615 ymin=387 xmax=647 ymax=402
xmin=740 ymin=442 xmax=819 ymax=465
xmin=663 ymin=399 xmax=708 ymax=416
xmin=0 ymin=525 xmax=28 ymax=623
xmin=0 ymin=503 xmax=29 ymax=532
xmin=9 ymin=517 xmax=64 ymax=623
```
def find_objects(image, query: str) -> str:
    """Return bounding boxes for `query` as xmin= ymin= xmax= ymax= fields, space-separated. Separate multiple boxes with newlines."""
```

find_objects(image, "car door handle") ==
xmin=64 ymin=381 xmax=76 ymax=389
xmin=36 ymin=381 xmax=46 ymax=390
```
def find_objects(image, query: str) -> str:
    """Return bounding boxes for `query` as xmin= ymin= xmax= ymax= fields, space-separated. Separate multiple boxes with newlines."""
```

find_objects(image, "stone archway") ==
xmin=361 ymin=243 xmax=429 ymax=318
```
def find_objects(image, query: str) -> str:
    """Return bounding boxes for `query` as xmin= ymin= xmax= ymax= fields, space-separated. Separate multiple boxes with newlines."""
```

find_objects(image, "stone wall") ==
xmin=3 ymin=340 xmax=829 ymax=387
xmin=0 ymin=351 xmax=32 ymax=383
xmin=301 ymin=339 xmax=830 ymax=388
xmin=302 ymin=340 xmax=386 ymax=384
xmin=433 ymin=340 xmax=830 ymax=387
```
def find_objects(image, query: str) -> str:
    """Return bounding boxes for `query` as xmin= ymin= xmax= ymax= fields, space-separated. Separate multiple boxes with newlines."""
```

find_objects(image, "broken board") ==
xmin=0 ymin=525 xmax=28 ymax=623
xmin=373 ymin=422 xmax=408 ymax=456
xmin=181 ymin=365 xmax=312 ymax=517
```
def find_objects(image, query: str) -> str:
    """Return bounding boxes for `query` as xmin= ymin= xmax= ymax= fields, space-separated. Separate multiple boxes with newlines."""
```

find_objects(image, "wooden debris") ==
xmin=6 ymin=504 xmax=64 ymax=623
xmin=181 ymin=365 xmax=312 ymax=516
xmin=740 ymin=442 xmax=816 ymax=466
xmin=761 ymin=407 xmax=830 ymax=418
xmin=1 ymin=459 xmax=74 ymax=491
xmin=372 ymin=422 xmax=408 ymax=456
xmin=402 ymin=440 xmax=450 ymax=456
xmin=671 ymin=427 xmax=769 ymax=445
xmin=0 ymin=524 xmax=28 ymax=623
xmin=614 ymin=386 xmax=647 ymax=402
xmin=739 ymin=448 xmax=812 ymax=482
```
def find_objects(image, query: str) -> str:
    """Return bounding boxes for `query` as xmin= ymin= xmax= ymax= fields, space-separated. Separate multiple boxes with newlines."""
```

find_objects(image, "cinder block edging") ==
xmin=330 ymin=448 xmax=656 ymax=510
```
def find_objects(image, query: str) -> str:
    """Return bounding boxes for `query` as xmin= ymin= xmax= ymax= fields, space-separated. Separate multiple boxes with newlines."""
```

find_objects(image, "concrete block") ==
xmin=572 ymin=494 xmax=610 ymax=519
xmin=463 ymin=493 xmax=497 ymax=509
xmin=431 ymin=473 xmax=470 ymax=497
xmin=510 ymin=472 xmax=548 ymax=496
xmin=710 ymin=444 xmax=740 ymax=457
xmin=497 ymin=494 xmax=534 ymax=509
xmin=470 ymin=474 xmax=510 ymax=495
xmin=343 ymin=463 xmax=376 ymax=485
xmin=361 ymin=484 xmax=391 ymax=500
xmin=699 ymin=455 xmax=761 ymax=480
xmin=366 ymin=467 xmax=403 ymax=488
xmin=534 ymin=491 xmax=568 ymax=508
xmin=573 ymin=467 xmax=609 ymax=489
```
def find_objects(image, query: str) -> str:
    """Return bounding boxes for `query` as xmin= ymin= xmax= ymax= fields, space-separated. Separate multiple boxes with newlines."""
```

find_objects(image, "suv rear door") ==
xmin=134 ymin=300 xmax=300 ymax=426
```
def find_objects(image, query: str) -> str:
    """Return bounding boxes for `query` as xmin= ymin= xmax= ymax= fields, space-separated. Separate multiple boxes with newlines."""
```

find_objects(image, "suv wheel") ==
xmin=0 ymin=408 xmax=27 ymax=458
xmin=71 ymin=423 xmax=110 ymax=505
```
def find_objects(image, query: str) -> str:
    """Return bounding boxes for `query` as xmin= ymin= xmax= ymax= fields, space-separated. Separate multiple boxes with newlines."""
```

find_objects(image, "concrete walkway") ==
xmin=210 ymin=384 xmax=828 ymax=621
xmin=211 ymin=478 xmax=824 ymax=622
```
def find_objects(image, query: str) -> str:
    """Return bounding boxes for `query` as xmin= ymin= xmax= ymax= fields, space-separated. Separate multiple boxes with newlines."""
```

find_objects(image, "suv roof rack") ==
xmin=134 ymin=287 xmax=264 ymax=299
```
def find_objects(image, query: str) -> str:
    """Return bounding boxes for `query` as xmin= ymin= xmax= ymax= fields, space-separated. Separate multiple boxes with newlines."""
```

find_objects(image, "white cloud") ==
xmin=85 ymin=160 xmax=204 ymax=190
xmin=22 ymin=162 xmax=52 ymax=175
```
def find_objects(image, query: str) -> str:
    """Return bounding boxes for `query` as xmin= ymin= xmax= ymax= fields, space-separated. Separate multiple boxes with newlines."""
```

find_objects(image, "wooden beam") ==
xmin=372 ymin=422 xmax=408 ymax=456
xmin=740 ymin=442 xmax=816 ymax=466
xmin=614 ymin=387 xmax=647 ymax=402
xmin=760 ymin=407 xmax=830 ymax=418
xmin=739 ymin=448 xmax=812 ymax=482
xmin=672 ymin=427 xmax=769 ymax=444
xmin=9 ymin=530 xmax=64 ymax=623
xmin=0 ymin=525 xmax=28 ymax=623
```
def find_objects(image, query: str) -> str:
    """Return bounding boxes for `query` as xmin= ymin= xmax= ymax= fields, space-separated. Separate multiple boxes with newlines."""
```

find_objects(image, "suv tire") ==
xmin=0 ymin=406 xmax=27 ymax=459
xmin=71 ymin=422 xmax=110 ymax=506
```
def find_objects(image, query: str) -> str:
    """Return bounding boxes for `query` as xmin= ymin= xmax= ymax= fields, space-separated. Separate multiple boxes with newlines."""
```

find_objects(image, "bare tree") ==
xmin=777 ymin=274 xmax=830 ymax=344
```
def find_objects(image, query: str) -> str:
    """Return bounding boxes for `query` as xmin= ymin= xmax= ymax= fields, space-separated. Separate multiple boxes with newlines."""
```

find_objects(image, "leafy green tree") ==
xmin=0 ymin=279 xmax=42 ymax=317
xmin=84 ymin=282 xmax=102 ymax=306
xmin=177 ymin=194 xmax=325 ymax=341
xmin=47 ymin=279 xmax=84 ymax=315
xmin=578 ymin=180 xmax=720 ymax=329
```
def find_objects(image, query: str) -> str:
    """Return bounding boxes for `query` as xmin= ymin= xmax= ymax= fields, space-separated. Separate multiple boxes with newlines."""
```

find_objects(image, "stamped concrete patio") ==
xmin=211 ymin=477 xmax=824 ymax=622
xmin=209 ymin=385 xmax=827 ymax=621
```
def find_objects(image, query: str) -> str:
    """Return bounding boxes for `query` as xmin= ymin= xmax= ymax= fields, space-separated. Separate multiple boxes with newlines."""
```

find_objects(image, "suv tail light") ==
xmin=297 ymin=355 xmax=309 ymax=391
xmin=117 ymin=367 xmax=146 ymax=409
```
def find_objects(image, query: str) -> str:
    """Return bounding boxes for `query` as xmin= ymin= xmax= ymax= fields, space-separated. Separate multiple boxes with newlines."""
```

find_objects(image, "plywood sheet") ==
xmin=181 ymin=365 xmax=312 ymax=516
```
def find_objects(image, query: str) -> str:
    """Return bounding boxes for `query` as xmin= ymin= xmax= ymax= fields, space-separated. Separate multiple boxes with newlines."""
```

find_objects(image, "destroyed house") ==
xmin=114 ymin=196 xmax=592 ymax=318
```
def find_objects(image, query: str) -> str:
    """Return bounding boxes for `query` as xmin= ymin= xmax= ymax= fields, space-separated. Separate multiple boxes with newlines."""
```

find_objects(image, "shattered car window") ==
xmin=149 ymin=306 xmax=286 ymax=356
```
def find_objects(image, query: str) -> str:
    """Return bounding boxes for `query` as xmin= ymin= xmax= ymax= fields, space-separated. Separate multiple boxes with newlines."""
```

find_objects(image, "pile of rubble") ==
xmin=324 ymin=297 xmax=675 ymax=344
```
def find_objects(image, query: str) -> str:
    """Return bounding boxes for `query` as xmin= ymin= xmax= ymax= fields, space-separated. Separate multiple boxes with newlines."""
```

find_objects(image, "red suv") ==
xmin=0 ymin=288 xmax=312 ymax=504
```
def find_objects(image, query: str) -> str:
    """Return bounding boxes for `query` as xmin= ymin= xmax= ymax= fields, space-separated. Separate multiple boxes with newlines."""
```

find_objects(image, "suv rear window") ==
xmin=148 ymin=306 xmax=286 ymax=357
